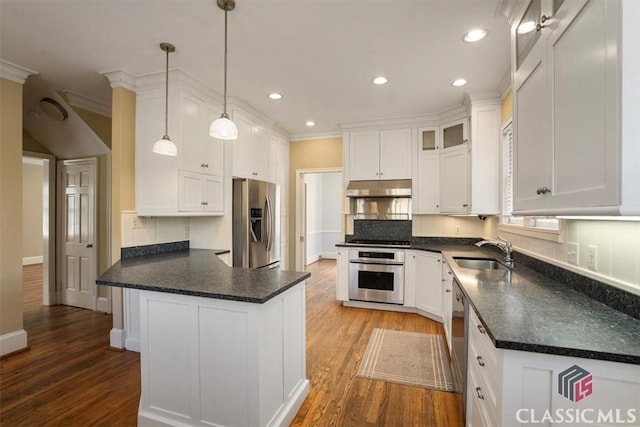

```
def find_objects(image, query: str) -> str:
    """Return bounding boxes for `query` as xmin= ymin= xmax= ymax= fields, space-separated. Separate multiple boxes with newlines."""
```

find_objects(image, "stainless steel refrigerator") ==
xmin=232 ymin=178 xmax=280 ymax=269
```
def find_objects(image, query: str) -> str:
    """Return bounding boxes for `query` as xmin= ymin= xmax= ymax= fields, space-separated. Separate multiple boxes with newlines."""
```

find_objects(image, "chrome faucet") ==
xmin=475 ymin=236 xmax=514 ymax=267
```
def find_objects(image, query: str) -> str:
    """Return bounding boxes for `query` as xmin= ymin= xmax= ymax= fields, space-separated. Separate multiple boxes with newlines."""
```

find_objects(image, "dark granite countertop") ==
xmin=440 ymin=247 xmax=640 ymax=365
xmin=336 ymin=240 xmax=640 ymax=365
xmin=96 ymin=249 xmax=310 ymax=304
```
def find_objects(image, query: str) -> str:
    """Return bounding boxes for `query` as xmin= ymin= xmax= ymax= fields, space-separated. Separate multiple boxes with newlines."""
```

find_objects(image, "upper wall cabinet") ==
xmin=347 ymin=127 xmax=413 ymax=181
xmin=231 ymin=110 xmax=274 ymax=183
xmin=135 ymin=73 xmax=225 ymax=216
xmin=512 ymin=0 xmax=640 ymax=215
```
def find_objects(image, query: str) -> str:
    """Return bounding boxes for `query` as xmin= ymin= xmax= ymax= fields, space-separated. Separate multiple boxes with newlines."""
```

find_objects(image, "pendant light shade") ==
xmin=209 ymin=0 xmax=238 ymax=140
xmin=209 ymin=113 xmax=238 ymax=140
xmin=153 ymin=42 xmax=178 ymax=156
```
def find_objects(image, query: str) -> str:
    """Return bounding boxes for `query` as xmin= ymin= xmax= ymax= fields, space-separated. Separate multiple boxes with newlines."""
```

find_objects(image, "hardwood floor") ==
xmin=292 ymin=259 xmax=462 ymax=427
xmin=1 ymin=261 xmax=461 ymax=426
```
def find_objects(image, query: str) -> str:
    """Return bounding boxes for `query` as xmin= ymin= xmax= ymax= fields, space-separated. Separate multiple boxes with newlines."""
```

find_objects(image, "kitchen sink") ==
xmin=453 ymin=257 xmax=510 ymax=271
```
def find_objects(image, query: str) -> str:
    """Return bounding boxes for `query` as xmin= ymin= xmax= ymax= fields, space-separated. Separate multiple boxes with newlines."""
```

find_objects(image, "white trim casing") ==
xmin=100 ymin=69 xmax=136 ymax=91
xmin=0 ymin=329 xmax=28 ymax=357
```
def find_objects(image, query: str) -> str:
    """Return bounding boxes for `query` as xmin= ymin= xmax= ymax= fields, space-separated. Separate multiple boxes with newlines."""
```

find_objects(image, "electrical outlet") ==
xmin=567 ymin=242 xmax=579 ymax=265
xmin=132 ymin=216 xmax=146 ymax=229
xmin=587 ymin=245 xmax=598 ymax=271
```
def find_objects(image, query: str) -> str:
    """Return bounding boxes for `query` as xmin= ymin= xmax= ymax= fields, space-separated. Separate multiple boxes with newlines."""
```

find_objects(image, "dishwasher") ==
xmin=451 ymin=277 xmax=468 ymax=421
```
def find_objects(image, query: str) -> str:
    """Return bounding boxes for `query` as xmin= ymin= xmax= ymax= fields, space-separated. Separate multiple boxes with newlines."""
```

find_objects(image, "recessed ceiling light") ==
xmin=305 ymin=121 xmax=315 ymax=127
xmin=268 ymin=92 xmax=283 ymax=100
xmin=517 ymin=21 xmax=536 ymax=34
xmin=451 ymin=79 xmax=468 ymax=87
xmin=463 ymin=29 xmax=487 ymax=43
xmin=372 ymin=76 xmax=388 ymax=85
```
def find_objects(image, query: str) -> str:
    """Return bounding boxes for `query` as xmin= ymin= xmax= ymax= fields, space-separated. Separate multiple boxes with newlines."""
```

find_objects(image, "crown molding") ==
xmin=63 ymin=90 xmax=111 ymax=117
xmin=100 ymin=69 xmax=136 ymax=91
xmin=0 ymin=59 xmax=38 ymax=84
xmin=289 ymin=131 xmax=343 ymax=142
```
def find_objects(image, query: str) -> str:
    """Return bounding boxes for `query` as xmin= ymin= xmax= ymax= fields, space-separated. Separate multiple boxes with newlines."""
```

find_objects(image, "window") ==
xmin=501 ymin=121 xmax=561 ymax=236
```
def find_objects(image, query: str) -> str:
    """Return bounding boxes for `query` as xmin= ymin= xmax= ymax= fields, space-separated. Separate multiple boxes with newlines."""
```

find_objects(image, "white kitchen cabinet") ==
xmin=441 ymin=118 xmax=468 ymax=151
xmin=336 ymin=248 xmax=349 ymax=301
xmin=469 ymin=100 xmax=501 ymax=215
xmin=135 ymin=71 xmax=225 ymax=216
xmin=439 ymin=145 xmax=469 ymax=214
xmin=414 ymin=127 xmax=440 ymax=214
xmin=465 ymin=306 xmax=640 ymax=426
xmin=405 ymin=250 xmax=442 ymax=319
xmin=348 ymin=128 xmax=412 ymax=181
xmin=512 ymin=0 xmax=640 ymax=215
xmin=441 ymin=261 xmax=453 ymax=354
xmin=178 ymin=171 xmax=223 ymax=214
xmin=232 ymin=111 xmax=273 ymax=183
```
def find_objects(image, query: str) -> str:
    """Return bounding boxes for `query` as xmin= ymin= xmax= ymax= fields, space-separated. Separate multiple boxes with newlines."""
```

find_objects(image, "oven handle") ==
xmin=349 ymin=260 xmax=404 ymax=266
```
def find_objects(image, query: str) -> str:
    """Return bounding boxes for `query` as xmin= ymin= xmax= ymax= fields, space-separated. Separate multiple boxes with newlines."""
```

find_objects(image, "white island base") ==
xmin=137 ymin=282 xmax=309 ymax=427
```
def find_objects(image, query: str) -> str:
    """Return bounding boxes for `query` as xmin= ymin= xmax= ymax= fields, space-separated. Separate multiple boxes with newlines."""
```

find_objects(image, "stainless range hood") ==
xmin=345 ymin=179 xmax=412 ymax=198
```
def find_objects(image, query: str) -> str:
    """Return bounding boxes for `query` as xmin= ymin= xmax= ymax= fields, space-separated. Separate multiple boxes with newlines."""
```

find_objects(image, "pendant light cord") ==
xmin=223 ymin=8 xmax=228 ymax=116
xmin=164 ymin=47 xmax=170 ymax=136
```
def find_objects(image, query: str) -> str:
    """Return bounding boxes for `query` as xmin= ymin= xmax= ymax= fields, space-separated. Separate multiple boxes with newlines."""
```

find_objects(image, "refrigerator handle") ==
xmin=264 ymin=197 xmax=270 ymax=250
xmin=265 ymin=195 xmax=273 ymax=252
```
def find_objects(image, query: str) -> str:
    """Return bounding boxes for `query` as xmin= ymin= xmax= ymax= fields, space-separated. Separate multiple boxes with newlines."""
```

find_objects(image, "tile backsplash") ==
xmin=121 ymin=211 xmax=189 ymax=248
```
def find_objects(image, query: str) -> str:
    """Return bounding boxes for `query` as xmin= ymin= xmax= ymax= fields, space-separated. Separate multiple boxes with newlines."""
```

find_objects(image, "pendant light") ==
xmin=153 ymin=42 xmax=178 ymax=156
xmin=209 ymin=0 xmax=238 ymax=140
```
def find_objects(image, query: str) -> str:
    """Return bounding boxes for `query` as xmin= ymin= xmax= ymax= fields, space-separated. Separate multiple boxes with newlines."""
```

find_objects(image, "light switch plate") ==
xmin=587 ymin=245 xmax=598 ymax=271
xmin=567 ymin=242 xmax=579 ymax=265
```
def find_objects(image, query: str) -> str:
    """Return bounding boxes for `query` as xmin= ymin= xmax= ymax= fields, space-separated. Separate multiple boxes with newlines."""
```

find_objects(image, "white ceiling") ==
xmin=0 ymin=0 xmax=512 ymax=138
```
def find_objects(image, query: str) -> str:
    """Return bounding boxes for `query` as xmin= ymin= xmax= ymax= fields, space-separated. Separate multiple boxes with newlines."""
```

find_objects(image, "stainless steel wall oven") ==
xmin=348 ymin=249 xmax=405 ymax=304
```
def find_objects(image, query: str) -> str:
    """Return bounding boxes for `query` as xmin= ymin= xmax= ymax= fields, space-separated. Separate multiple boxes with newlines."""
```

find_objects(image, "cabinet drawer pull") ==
xmin=476 ymin=356 xmax=485 ymax=367
xmin=201 ymin=201 xmax=209 ymax=206
xmin=477 ymin=324 xmax=486 ymax=334
xmin=476 ymin=387 xmax=484 ymax=400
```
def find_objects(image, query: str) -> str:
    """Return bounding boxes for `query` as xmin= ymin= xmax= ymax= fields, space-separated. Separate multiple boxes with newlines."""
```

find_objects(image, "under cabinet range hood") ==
xmin=345 ymin=179 xmax=412 ymax=198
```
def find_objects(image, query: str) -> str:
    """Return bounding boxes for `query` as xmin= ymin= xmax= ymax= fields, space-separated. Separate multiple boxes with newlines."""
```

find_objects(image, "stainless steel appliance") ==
xmin=348 ymin=249 xmax=405 ymax=304
xmin=346 ymin=179 xmax=412 ymax=220
xmin=232 ymin=178 xmax=280 ymax=269
xmin=451 ymin=277 xmax=468 ymax=420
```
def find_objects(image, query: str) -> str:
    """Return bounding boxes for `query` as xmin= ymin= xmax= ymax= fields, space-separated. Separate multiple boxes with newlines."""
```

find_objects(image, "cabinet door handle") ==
xmin=477 ymin=356 xmax=485 ymax=367
xmin=476 ymin=387 xmax=484 ymax=400
xmin=463 ymin=139 xmax=468 ymax=144
xmin=86 ymin=243 xmax=93 ymax=248
xmin=536 ymin=15 xmax=550 ymax=31
xmin=537 ymin=186 xmax=551 ymax=195
xmin=445 ymin=288 xmax=452 ymax=293
xmin=477 ymin=324 xmax=486 ymax=334
xmin=203 ymin=163 xmax=209 ymax=168
xmin=201 ymin=201 xmax=208 ymax=206
xmin=462 ymin=204 xmax=468 ymax=207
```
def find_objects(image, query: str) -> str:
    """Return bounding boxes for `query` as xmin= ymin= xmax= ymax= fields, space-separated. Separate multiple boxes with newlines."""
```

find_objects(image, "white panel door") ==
xmin=178 ymin=170 xmax=204 ymax=212
xmin=548 ymin=0 xmax=618 ymax=209
xmin=59 ymin=160 xmax=96 ymax=310
xmin=232 ymin=113 xmax=254 ymax=179
xmin=178 ymin=92 xmax=204 ymax=174
xmin=379 ymin=128 xmax=412 ymax=180
xmin=252 ymin=126 xmax=271 ymax=181
xmin=414 ymin=251 xmax=442 ymax=317
xmin=203 ymin=175 xmax=223 ymax=213
xmin=416 ymin=153 xmax=439 ymax=214
xmin=203 ymin=105 xmax=225 ymax=177
xmin=439 ymin=146 xmax=469 ymax=213
xmin=513 ymin=27 xmax=551 ymax=211
xmin=349 ymin=131 xmax=380 ymax=181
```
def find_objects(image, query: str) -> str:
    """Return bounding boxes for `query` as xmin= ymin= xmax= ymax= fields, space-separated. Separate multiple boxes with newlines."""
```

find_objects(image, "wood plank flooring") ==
xmin=1 ymin=261 xmax=461 ymax=426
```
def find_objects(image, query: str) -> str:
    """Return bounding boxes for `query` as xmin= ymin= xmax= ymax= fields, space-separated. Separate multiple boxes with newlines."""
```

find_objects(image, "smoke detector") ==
xmin=39 ymin=97 xmax=68 ymax=121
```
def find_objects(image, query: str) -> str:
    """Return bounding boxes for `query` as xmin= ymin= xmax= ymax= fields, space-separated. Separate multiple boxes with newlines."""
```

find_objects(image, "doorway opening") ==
xmin=22 ymin=152 xmax=56 ymax=306
xmin=295 ymin=168 xmax=343 ymax=270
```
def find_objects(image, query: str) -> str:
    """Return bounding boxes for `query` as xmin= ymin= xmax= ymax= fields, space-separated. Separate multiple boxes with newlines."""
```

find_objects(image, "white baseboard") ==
xmin=0 ymin=329 xmax=28 ymax=356
xmin=125 ymin=336 xmax=141 ymax=353
xmin=96 ymin=297 xmax=111 ymax=314
xmin=110 ymin=328 xmax=126 ymax=349
xmin=320 ymin=252 xmax=337 ymax=260
xmin=306 ymin=254 xmax=320 ymax=265
xmin=22 ymin=256 xmax=43 ymax=266
xmin=272 ymin=379 xmax=310 ymax=427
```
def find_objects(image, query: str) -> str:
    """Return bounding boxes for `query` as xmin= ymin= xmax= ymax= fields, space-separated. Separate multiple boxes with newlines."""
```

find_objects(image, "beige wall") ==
xmin=288 ymin=137 xmax=343 ymax=267
xmin=22 ymin=161 xmax=44 ymax=259
xmin=108 ymin=86 xmax=136 ymax=330
xmin=0 ymin=77 xmax=24 ymax=336
xmin=501 ymin=90 xmax=512 ymax=123
xmin=23 ymin=130 xmax=50 ymax=154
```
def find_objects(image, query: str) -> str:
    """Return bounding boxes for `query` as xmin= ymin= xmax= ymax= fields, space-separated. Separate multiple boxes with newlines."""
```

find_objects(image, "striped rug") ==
xmin=356 ymin=328 xmax=462 ymax=393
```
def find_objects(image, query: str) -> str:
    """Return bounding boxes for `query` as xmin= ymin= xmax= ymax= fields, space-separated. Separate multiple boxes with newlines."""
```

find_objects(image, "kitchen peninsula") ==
xmin=97 ymin=249 xmax=310 ymax=427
